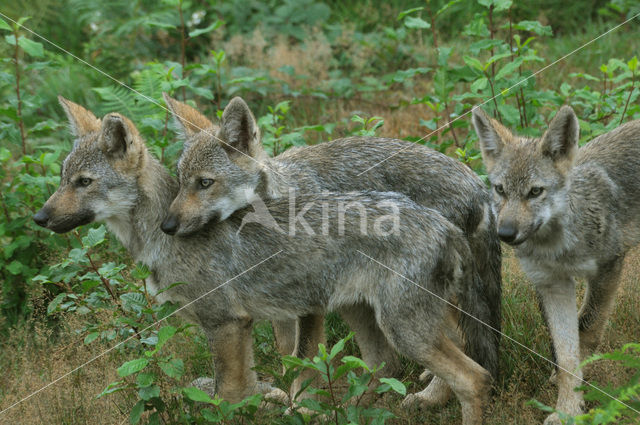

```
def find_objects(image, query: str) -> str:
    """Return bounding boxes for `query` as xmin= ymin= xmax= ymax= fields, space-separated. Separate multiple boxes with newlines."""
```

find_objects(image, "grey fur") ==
xmin=35 ymin=102 xmax=495 ymax=425
xmin=473 ymin=105 xmax=640 ymax=424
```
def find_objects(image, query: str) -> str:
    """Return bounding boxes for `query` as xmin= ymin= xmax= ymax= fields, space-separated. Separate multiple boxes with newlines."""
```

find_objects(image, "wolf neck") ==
xmin=106 ymin=153 xmax=178 ymax=268
xmin=257 ymin=156 xmax=296 ymax=199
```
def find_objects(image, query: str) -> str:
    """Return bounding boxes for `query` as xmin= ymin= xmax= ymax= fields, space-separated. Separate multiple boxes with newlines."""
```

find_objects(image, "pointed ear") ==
xmin=163 ymin=93 xmax=213 ymax=138
xmin=100 ymin=113 xmax=142 ymax=160
xmin=58 ymin=96 xmax=101 ymax=138
xmin=539 ymin=106 xmax=579 ymax=162
xmin=217 ymin=97 xmax=263 ymax=159
xmin=472 ymin=107 xmax=511 ymax=170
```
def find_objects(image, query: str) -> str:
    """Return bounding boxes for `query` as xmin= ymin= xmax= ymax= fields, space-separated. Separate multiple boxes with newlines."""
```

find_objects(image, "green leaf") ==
xmin=18 ymin=37 xmax=44 ymax=58
xmin=136 ymin=372 xmax=155 ymax=387
xmin=131 ymin=264 xmax=151 ymax=280
xmin=188 ymin=20 xmax=222 ymax=38
xmin=495 ymin=57 xmax=524 ymax=80
xmin=463 ymin=55 xmax=484 ymax=71
xmin=96 ymin=380 xmax=124 ymax=398
xmin=157 ymin=325 xmax=177 ymax=348
xmin=6 ymin=260 xmax=23 ymax=275
xmin=512 ymin=20 xmax=552 ymax=36
xmin=397 ymin=7 xmax=424 ymax=20
xmin=118 ymin=358 xmax=149 ymax=377
xmin=471 ymin=77 xmax=488 ymax=92
xmin=404 ymin=16 xmax=431 ymax=29
xmin=379 ymin=378 xmax=406 ymax=396
xmin=629 ymin=56 xmax=638 ymax=72
xmin=138 ymin=384 xmax=160 ymax=400
xmin=129 ymin=400 xmax=145 ymax=424
xmin=0 ymin=18 xmax=11 ymax=31
xmin=183 ymin=387 xmax=215 ymax=404
xmin=436 ymin=0 xmax=463 ymax=16
xmin=159 ymin=358 xmax=184 ymax=379
xmin=82 ymin=225 xmax=106 ymax=247
xmin=478 ymin=0 xmax=512 ymax=12
xmin=341 ymin=355 xmax=370 ymax=372
xmin=47 ymin=293 xmax=66 ymax=314
xmin=84 ymin=332 xmax=99 ymax=345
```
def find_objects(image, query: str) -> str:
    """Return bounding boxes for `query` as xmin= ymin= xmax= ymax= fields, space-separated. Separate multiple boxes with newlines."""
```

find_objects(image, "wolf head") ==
xmin=161 ymin=95 xmax=267 ymax=236
xmin=472 ymin=106 xmax=579 ymax=245
xmin=33 ymin=97 xmax=146 ymax=233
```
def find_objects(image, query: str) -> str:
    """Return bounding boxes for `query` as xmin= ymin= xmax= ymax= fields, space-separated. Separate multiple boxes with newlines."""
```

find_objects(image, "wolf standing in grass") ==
xmin=35 ymin=98 xmax=495 ymax=425
xmin=473 ymin=105 xmax=640 ymax=424
xmin=161 ymin=95 xmax=502 ymax=405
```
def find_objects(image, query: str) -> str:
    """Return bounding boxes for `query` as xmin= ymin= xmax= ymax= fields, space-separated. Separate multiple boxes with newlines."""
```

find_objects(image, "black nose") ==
xmin=33 ymin=208 xmax=50 ymax=227
xmin=161 ymin=215 xmax=179 ymax=235
xmin=497 ymin=223 xmax=517 ymax=243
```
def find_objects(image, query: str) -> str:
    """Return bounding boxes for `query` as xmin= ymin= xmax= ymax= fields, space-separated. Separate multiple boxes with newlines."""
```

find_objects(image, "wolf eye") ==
xmin=528 ymin=187 xmax=544 ymax=198
xmin=77 ymin=177 xmax=92 ymax=187
xmin=199 ymin=178 xmax=214 ymax=189
xmin=494 ymin=184 xmax=505 ymax=195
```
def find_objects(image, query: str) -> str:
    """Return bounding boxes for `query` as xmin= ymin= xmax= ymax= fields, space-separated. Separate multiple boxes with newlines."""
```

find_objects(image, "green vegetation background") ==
xmin=0 ymin=0 xmax=639 ymax=423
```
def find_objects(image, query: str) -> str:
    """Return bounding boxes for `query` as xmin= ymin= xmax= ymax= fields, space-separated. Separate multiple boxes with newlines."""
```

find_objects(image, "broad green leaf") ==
xmin=495 ymin=57 xmax=524 ymax=80
xmin=47 ymin=293 xmax=66 ymax=314
xmin=117 ymin=358 xmax=149 ymax=377
xmin=84 ymin=332 xmax=99 ymax=345
xmin=436 ymin=0 xmax=463 ymax=16
xmin=157 ymin=325 xmax=177 ymax=348
xmin=136 ymin=372 xmax=155 ymax=387
xmin=463 ymin=55 xmax=484 ymax=71
xmin=341 ymin=355 xmax=371 ymax=372
xmin=159 ymin=358 xmax=184 ymax=379
xmin=183 ymin=386 xmax=215 ymax=404
xmin=379 ymin=378 xmax=407 ymax=395
xmin=18 ymin=37 xmax=44 ymax=58
xmin=471 ymin=77 xmax=488 ymax=92
xmin=629 ymin=56 xmax=638 ymax=72
xmin=129 ymin=400 xmax=145 ymax=424
xmin=478 ymin=0 xmax=512 ymax=12
xmin=404 ymin=16 xmax=431 ymax=29
xmin=82 ymin=225 xmax=106 ymax=247
xmin=6 ymin=260 xmax=23 ymax=275
xmin=138 ymin=384 xmax=160 ymax=400
xmin=96 ymin=380 xmax=124 ymax=398
xmin=0 ymin=18 xmax=11 ymax=31
xmin=397 ymin=7 xmax=424 ymax=20
xmin=512 ymin=20 xmax=552 ymax=36
xmin=188 ymin=20 xmax=222 ymax=38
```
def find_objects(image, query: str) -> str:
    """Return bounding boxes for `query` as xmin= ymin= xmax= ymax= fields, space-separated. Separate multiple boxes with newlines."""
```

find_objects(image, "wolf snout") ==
xmin=497 ymin=223 xmax=518 ymax=244
xmin=33 ymin=207 xmax=51 ymax=228
xmin=161 ymin=214 xmax=179 ymax=235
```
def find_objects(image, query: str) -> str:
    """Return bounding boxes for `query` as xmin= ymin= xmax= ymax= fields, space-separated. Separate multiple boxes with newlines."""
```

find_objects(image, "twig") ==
xmin=619 ymin=72 xmax=635 ymax=125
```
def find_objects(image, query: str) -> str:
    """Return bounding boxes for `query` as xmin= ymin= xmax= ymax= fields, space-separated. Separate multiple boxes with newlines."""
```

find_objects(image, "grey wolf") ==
xmin=34 ymin=98 xmax=495 ymax=425
xmin=161 ymin=95 xmax=502 ymax=405
xmin=472 ymin=105 xmax=640 ymax=424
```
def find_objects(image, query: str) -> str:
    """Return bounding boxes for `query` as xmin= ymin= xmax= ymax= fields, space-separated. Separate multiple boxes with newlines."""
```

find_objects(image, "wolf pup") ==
xmin=472 ymin=105 xmax=640 ymax=424
xmin=162 ymin=94 xmax=502 ymax=405
xmin=35 ymin=98 xmax=493 ymax=425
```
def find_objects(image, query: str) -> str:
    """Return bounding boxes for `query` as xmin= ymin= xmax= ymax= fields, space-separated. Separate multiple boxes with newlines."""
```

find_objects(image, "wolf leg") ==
xmin=337 ymin=302 xmax=402 ymax=377
xmin=536 ymin=278 xmax=584 ymax=424
xmin=400 ymin=332 xmax=490 ymax=425
xmin=290 ymin=314 xmax=326 ymax=400
xmin=206 ymin=318 xmax=259 ymax=403
xmin=578 ymin=256 xmax=624 ymax=358
xmin=272 ymin=318 xmax=298 ymax=356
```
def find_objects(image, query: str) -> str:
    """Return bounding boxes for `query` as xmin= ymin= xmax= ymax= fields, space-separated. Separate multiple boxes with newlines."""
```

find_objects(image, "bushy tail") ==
xmin=458 ymin=221 xmax=502 ymax=382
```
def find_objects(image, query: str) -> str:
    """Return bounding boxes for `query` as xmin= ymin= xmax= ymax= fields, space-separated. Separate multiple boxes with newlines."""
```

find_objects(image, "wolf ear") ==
xmin=217 ymin=97 xmax=263 ymax=159
xmin=540 ymin=106 xmax=579 ymax=162
xmin=163 ymin=93 xmax=214 ymax=139
xmin=58 ymin=96 xmax=101 ymax=138
xmin=100 ymin=113 xmax=141 ymax=160
xmin=472 ymin=107 xmax=510 ymax=170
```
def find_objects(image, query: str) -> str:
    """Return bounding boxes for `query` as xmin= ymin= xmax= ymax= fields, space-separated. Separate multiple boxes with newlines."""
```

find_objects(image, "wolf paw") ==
xmin=419 ymin=368 xmax=433 ymax=382
xmin=418 ymin=376 xmax=452 ymax=406
xmin=543 ymin=413 xmax=564 ymax=425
